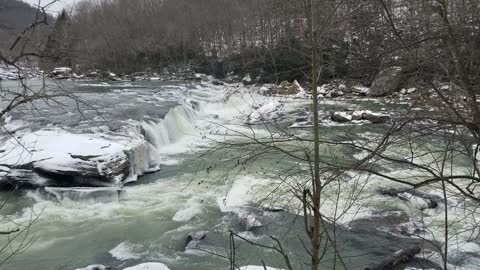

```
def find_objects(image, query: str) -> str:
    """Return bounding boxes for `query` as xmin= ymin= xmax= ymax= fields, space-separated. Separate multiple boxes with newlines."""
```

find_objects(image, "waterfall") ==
xmin=122 ymin=103 xmax=197 ymax=183
xmin=43 ymin=187 xmax=125 ymax=204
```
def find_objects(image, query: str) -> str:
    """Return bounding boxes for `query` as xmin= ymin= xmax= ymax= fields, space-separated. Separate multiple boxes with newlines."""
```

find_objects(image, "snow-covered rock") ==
xmin=352 ymin=85 xmax=370 ymax=95
xmin=330 ymin=90 xmax=344 ymax=98
xmin=406 ymin=87 xmax=417 ymax=94
xmin=242 ymin=74 xmax=253 ymax=85
xmin=260 ymin=86 xmax=273 ymax=96
xmin=363 ymin=111 xmax=390 ymax=124
xmin=123 ymin=263 xmax=170 ymax=270
xmin=279 ymin=80 xmax=291 ymax=88
xmin=331 ymin=112 xmax=352 ymax=123
xmin=0 ymin=130 xmax=148 ymax=187
xmin=330 ymin=110 xmax=390 ymax=124
xmin=186 ymin=231 xmax=208 ymax=248
xmin=248 ymin=101 xmax=284 ymax=124
xmin=194 ymin=73 xmax=208 ymax=82
xmin=0 ymin=66 xmax=18 ymax=80
xmin=291 ymin=80 xmax=309 ymax=98
xmin=51 ymin=67 xmax=73 ymax=79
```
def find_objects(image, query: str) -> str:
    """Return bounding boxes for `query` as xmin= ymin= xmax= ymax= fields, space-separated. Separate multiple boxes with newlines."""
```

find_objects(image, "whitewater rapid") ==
xmin=1 ymin=79 xmax=479 ymax=270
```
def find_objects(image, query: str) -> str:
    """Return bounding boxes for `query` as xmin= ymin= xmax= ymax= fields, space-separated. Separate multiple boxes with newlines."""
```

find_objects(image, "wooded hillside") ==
xmin=0 ymin=0 xmax=52 ymax=58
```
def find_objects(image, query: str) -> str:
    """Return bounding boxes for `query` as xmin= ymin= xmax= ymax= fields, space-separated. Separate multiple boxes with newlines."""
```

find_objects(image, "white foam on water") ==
xmin=172 ymin=197 xmax=203 ymax=222
xmin=123 ymin=263 xmax=170 ymax=270
xmin=217 ymin=176 xmax=261 ymax=212
xmin=109 ymin=241 xmax=144 ymax=260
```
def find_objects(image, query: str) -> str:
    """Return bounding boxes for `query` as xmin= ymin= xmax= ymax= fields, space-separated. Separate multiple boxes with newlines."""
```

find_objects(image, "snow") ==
xmin=0 ymin=66 xmax=18 ymax=80
xmin=0 ymin=130 xmax=134 ymax=185
xmin=123 ymin=263 xmax=170 ymax=270
xmin=353 ymin=85 xmax=370 ymax=95
xmin=0 ymin=130 xmax=126 ymax=164
xmin=52 ymin=67 xmax=72 ymax=74
xmin=248 ymin=101 xmax=284 ymax=124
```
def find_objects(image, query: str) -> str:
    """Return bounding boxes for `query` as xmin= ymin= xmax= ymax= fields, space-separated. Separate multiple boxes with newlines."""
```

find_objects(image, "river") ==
xmin=0 ymin=79 xmax=477 ymax=270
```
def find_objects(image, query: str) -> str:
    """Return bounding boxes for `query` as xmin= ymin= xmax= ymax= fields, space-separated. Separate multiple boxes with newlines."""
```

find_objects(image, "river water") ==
xmin=0 ymin=79 xmax=478 ymax=270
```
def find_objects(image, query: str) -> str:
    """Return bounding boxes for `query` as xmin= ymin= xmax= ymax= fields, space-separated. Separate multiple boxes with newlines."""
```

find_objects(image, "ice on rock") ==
xmin=0 ymin=131 xmax=130 ymax=184
xmin=0 ymin=130 xmax=158 ymax=187
xmin=248 ymin=101 xmax=284 ymax=124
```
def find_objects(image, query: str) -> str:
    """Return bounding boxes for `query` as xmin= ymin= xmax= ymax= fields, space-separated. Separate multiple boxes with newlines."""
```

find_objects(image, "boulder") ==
xmin=242 ymin=74 xmax=253 ymax=85
xmin=350 ymin=210 xmax=410 ymax=233
xmin=351 ymin=111 xmax=364 ymax=120
xmin=406 ymin=87 xmax=417 ymax=94
xmin=352 ymin=86 xmax=370 ymax=96
xmin=51 ymin=67 xmax=73 ymax=79
xmin=185 ymin=231 xmax=208 ymax=248
xmin=260 ymin=86 xmax=273 ymax=96
xmin=85 ymin=70 xmax=99 ymax=78
xmin=212 ymin=80 xmax=224 ymax=85
xmin=330 ymin=90 xmax=344 ymax=98
xmin=364 ymin=246 xmax=422 ymax=270
xmin=370 ymin=66 xmax=403 ymax=96
xmin=194 ymin=73 xmax=209 ymax=82
xmin=279 ymin=80 xmax=291 ymax=88
xmin=378 ymin=188 xmax=442 ymax=210
xmin=288 ymin=80 xmax=303 ymax=94
xmin=363 ymin=112 xmax=390 ymax=124
xmin=331 ymin=112 xmax=352 ymax=123
xmin=0 ymin=131 xmax=135 ymax=188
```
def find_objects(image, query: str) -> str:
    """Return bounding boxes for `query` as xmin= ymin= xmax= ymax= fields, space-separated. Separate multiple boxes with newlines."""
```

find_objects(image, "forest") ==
xmin=46 ymin=0 xmax=479 ymax=86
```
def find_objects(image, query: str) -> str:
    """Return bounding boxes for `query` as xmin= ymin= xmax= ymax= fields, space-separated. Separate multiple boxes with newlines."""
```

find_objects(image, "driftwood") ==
xmin=365 ymin=246 xmax=421 ymax=270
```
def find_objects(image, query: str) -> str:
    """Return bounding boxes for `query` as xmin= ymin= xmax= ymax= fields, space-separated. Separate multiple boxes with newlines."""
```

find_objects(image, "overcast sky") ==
xmin=21 ymin=0 xmax=78 ymax=15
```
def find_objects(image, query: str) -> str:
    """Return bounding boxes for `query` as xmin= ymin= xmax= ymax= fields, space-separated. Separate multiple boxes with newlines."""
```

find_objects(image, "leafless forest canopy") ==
xmin=3 ymin=0 xmax=473 ymax=86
